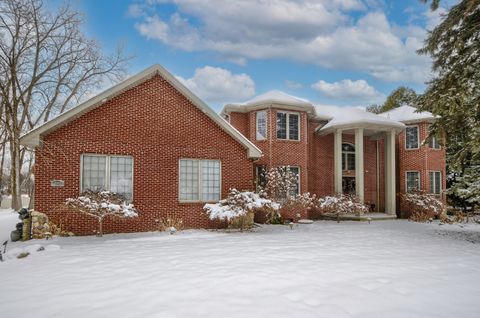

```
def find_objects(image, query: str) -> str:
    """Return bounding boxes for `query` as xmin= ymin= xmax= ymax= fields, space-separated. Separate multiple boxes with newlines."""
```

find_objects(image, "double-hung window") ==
xmin=429 ymin=171 xmax=442 ymax=195
xmin=429 ymin=136 xmax=441 ymax=149
xmin=277 ymin=166 xmax=300 ymax=197
xmin=276 ymin=112 xmax=299 ymax=140
xmin=406 ymin=171 xmax=420 ymax=193
xmin=405 ymin=126 xmax=419 ymax=149
xmin=81 ymin=154 xmax=134 ymax=200
xmin=341 ymin=143 xmax=355 ymax=171
xmin=179 ymin=159 xmax=221 ymax=202
xmin=256 ymin=111 xmax=267 ymax=140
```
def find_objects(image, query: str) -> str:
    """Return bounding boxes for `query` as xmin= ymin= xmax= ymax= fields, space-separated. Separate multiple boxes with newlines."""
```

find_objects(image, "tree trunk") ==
xmin=9 ymin=140 xmax=22 ymax=210
xmin=28 ymin=185 xmax=35 ymax=210
xmin=0 ymin=142 xmax=5 ymax=206
xmin=98 ymin=218 xmax=103 ymax=237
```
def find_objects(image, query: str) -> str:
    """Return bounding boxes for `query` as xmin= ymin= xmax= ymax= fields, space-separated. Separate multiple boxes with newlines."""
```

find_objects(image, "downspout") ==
xmin=269 ymin=104 xmax=273 ymax=169
xmin=376 ymin=139 xmax=380 ymax=212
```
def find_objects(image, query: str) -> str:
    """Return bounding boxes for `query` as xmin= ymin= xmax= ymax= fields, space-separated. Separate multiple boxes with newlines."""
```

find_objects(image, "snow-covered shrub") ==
xmin=447 ymin=166 xmax=480 ymax=213
xmin=156 ymin=216 xmax=184 ymax=233
xmin=262 ymin=166 xmax=298 ymax=202
xmin=65 ymin=190 xmax=138 ymax=236
xmin=204 ymin=189 xmax=280 ymax=231
xmin=280 ymin=192 xmax=317 ymax=222
xmin=317 ymin=194 xmax=369 ymax=220
xmin=399 ymin=191 xmax=445 ymax=222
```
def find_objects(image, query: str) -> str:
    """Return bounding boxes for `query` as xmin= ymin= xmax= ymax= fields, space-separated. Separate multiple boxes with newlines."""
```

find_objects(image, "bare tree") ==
xmin=0 ymin=0 xmax=128 ymax=209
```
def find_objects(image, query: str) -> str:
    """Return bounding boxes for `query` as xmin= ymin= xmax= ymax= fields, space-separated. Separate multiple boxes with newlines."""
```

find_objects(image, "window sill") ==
xmin=178 ymin=200 xmax=219 ymax=204
xmin=276 ymin=139 xmax=301 ymax=143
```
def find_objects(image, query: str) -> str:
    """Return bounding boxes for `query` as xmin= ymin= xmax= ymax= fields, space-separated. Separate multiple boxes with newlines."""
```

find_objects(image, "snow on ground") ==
xmin=0 ymin=208 xmax=17 ymax=243
xmin=1 ymin=214 xmax=480 ymax=318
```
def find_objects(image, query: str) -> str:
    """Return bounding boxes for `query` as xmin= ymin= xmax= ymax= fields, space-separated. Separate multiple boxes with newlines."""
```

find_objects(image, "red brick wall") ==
xmin=35 ymin=75 xmax=254 ymax=235
xmin=229 ymin=111 xmax=387 ymax=213
xmin=397 ymin=122 xmax=446 ymax=217
xmin=240 ymin=108 xmax=309 ymax=195
xmin=229 ymin=112 xmax=249 ymax=137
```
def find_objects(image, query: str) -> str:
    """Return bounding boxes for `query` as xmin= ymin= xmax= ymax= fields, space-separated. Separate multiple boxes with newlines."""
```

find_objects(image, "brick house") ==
xmin=20 ymin=64 xmax=445 ymax=234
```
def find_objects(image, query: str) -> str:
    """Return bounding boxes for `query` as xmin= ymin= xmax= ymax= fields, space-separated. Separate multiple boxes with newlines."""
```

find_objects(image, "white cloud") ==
xmin=127 ymin=4 xmax=144 ymax=18
xmin=312 ymin=79 xmax=385 ymax=103
xmin=285 ymin=80 xmax=303 ymax=89
xmin=176 ymin=66 xmax=255 ymax=103
xmin=133 ymin=1 xmax=433 ymax=83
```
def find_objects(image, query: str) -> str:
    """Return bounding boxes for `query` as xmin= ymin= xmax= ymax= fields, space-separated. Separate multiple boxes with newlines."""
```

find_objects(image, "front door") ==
xmin=342 ymin=177 xmax=355 ymax=195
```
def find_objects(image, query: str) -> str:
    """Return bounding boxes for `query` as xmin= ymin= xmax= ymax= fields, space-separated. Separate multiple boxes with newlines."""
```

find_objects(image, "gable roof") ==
xmin=20 ymin=64 xmax=262 ymax=159
xmin=379 ymin=105 xmax=436 ymax=124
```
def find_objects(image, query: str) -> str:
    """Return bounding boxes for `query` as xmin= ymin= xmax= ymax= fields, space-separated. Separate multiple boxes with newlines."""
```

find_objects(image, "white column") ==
xmin=334 ymin=129 xmax=343 ymax=194
xmin=385 ymin=130 xmax=396 ymax=215
xmin=355 ymin=128 xmax=364 ymax=203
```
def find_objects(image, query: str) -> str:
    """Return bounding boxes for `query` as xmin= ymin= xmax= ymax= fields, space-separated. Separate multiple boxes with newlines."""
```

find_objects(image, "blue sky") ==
xmin=66 ymin=0 xmax=447 ymax=111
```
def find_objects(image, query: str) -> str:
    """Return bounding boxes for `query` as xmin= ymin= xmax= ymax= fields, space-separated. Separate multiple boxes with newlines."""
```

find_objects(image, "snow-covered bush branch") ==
xmin=317 ymin=194 xmax=369 ymax=217
xmin=399 ymin=191 xmax=445 ymax=222
xmin=261 ymin=166 xmax=298 ymax=202
xmin=204 ymin=189 xmax=279 ymax=230
xmin=65 ymin=190 xmax=138 ymax=236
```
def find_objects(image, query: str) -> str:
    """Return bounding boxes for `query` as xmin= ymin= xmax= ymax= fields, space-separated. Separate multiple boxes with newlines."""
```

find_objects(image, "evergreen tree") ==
xmin=417 ymin=0 xmax=480 ymax=170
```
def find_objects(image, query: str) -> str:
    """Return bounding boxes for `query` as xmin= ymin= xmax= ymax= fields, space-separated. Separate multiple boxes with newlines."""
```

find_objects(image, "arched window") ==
xmin=342 ymin=143 xmax=355 ymax=171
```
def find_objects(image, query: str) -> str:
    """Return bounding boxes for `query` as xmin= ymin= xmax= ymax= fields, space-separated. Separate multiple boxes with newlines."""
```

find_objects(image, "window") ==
xmin=277 ymin=166 xmax=300 ymax=197
xmin=81 ymin=154 xmax=133 ymax=200
xmin=406 ymin=171 xmax=420 ymax=193
xmin=405 ymin=126 xmax=419 ymax=149
xmin=276 ymin=112 xmax=299 ymax=140
xmin=429 ymin=171 xmax=442 ymax=194
xmin=256 ymin=111 xmax=267 ymax=140
xmin=289 ymin=167 xmax=300 ymax=195
xmin=341 ymin=143 xmax=355 ymax=171
xmin=179 ymin=159 xmax=221 ymax=202
xmin=429 ymin=136 xmax=441 ymax=149
xmin=255 ymin=165 xmax=267 ymax=192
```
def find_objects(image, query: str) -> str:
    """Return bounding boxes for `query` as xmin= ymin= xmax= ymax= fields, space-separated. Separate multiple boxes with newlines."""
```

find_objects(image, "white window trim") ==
xmin=429 ymin=170 xmax=442 ymax=194
xmin=405 ymin=170 xmax=421 ymax=193
xmin=405 ymin=125 xmax=420 ymax=150
xmin=256 ymin=110 xmax=268 ymax=141
xmin=80 ymin=153 xmax=134 ymax=200
xmin=178 ymin=158 xmax=222 ymax=203
xmin=277 ymin=111 xmax=300 ymax=141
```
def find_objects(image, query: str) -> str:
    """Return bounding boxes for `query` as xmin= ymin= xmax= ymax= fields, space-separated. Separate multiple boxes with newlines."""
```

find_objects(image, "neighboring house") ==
xmin=20 ymin=65 xmax=445 ymax=234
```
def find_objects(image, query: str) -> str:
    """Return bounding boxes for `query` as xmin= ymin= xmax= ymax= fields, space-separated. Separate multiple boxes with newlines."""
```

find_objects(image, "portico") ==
xmin=316 ymin=108 xmax=405 ymax=215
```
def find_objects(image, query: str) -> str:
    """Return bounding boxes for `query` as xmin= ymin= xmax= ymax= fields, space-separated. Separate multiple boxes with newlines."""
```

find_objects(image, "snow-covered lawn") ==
xmin=1 ymin=209 xmax=480 ymax=318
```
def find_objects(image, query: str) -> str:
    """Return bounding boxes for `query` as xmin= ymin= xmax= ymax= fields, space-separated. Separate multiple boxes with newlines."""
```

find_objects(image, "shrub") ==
xmin=280 ymin=192 xmax=317 ymax=222
xmin=156 ymin=216 xmax=184 ymax=233
xmin=204 ymin=189 xmax=280 ymax=231
xmin=317 ymin=194 xmax=369 ymax=220
xmin=399 ymin=191 xmax=445 ymax=222
xmin=65 ymin=190 xmax=138 ymax=236
xmin=261 ymin=167 xmax=298 ymax=202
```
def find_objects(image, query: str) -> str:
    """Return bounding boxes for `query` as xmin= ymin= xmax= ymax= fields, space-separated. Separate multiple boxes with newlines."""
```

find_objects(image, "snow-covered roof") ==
xmin=315 ymin=105 xmax=405 ymax=134
xmin=379 ymin=105 xmax=436 ymax=124
xmin=223 ymin=90 xmax=405 ymax=134
xmin=222 ymin=90 xmax=315 ymax=114
xmin=19 ymin=64 xmax=262 ymax=159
